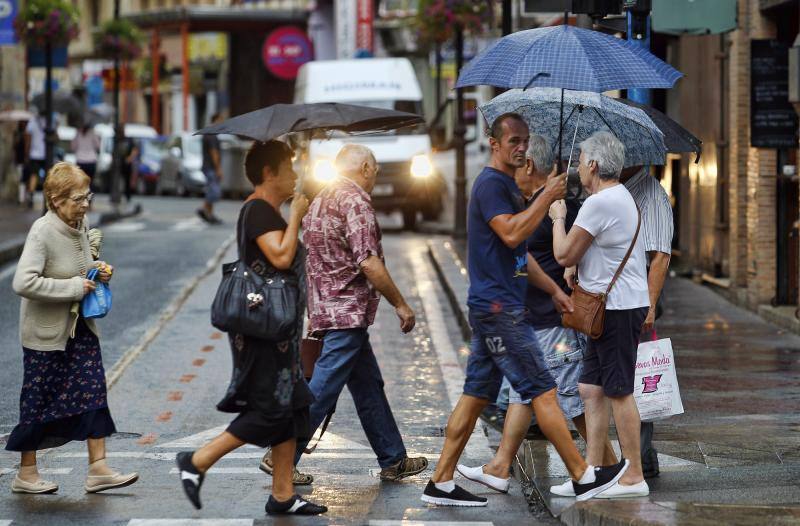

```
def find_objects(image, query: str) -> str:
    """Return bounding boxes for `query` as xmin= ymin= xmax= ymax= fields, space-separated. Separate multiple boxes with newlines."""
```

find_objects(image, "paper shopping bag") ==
xmin=634 ymin=338 xmax=684 ymax=422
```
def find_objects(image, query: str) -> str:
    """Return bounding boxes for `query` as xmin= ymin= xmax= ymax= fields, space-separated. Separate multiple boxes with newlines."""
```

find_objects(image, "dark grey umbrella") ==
xmin=617 ymin=99 xmax=702 ymax=162
xmin=31 ymin=91 xmax=82 ymax=117
xmin=194 ymin=103 xmax=424 ymax=142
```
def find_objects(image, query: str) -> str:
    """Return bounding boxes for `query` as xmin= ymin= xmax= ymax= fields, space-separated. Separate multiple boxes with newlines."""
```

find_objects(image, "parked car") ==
xmin=134 ymin=137 xmax=168 ymax=195
xmin=159 ymin=134 xmax=207 ymax=196
xmin=56 ymin=126 xmax=76 ymax=164
xmin=94 ymin=123 xmax=158 ymax=192
xmin=294 ymin=57 xmax=445 ymax=230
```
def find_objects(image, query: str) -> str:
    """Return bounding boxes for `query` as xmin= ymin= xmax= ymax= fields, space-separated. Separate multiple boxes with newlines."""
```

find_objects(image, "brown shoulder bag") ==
xmin=562 ymin=209 xmax=641 ymax=339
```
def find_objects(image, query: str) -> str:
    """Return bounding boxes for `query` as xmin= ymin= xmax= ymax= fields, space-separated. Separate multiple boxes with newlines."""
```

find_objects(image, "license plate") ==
xmin=372 ymin=183 xmax=394 ymax=196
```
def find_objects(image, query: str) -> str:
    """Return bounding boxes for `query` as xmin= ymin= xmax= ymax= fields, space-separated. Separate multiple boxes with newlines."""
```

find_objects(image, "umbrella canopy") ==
xmin=0 ymin=109 xmax=33 ymax=121
xmin=617 ymin=98 xmax=702 ymax=162
xmin=31 ymin=91 xmax=83 ymax=117
xmin=480 ymin=88 xmax=667 ymax=167
xmin=457 ymin=25 xmax=682 ymax=92
xmin=195 ymin=103 xmax=425 ymax=142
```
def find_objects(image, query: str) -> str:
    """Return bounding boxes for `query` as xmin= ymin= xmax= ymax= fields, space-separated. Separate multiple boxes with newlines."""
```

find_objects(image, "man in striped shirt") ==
xmin=620 ymin=165 xmax=674 ymax=479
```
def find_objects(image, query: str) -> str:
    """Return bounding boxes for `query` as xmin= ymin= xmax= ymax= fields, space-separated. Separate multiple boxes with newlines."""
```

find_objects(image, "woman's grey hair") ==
xmin=527 ymin=134 xmax=554 ymax=174
xmin=579 ymin=131 xmax=626 ymax=181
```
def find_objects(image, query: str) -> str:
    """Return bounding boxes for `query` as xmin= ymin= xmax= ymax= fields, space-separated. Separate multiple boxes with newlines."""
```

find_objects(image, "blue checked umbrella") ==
xmin=480 ymin=88 xmax=667 ymax=167
xmin=456 ymin=25 xmax=682 ymax=91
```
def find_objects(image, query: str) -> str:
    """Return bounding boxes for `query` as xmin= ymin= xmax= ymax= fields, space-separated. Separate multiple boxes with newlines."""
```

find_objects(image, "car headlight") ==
xmin=410 ymin=154 xmax=434 ymax=178
xmin=313 ymin=159 xmax=338 ymax=183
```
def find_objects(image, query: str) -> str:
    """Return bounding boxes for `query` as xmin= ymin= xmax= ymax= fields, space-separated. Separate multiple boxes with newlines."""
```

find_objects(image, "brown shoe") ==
xmin=258 ymin=450 xmax=314 ymax=485
xmin=379 ymin=456 xmax=429 ymax=481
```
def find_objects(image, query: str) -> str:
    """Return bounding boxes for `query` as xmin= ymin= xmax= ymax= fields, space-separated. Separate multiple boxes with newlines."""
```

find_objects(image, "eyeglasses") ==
xmin=69 ymin=192 xmax=94 ymax=204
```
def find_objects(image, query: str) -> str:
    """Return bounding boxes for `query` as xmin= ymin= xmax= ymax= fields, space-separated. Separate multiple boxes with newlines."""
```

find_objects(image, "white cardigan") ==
xmin=12 ymin=211 xmax=98 ymax=351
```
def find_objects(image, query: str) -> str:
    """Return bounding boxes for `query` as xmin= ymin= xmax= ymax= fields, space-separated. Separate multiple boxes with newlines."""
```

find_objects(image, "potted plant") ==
xmin=416 ymin=0 xmax=492 ymax=44
xmin=13 ymin=0 xmax=80 ymax=47
xmin=95 ymin=19 xmax=143 ymax=61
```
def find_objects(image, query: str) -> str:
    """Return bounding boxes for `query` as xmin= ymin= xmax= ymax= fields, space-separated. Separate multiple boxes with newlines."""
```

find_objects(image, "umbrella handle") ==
xmin=566 ymin=106 xmax=583 ymax=171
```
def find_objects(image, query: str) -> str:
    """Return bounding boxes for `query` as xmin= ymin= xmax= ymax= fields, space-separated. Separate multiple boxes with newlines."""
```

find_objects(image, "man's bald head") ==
xmin=335 ymin=144 xmax=376 ymax=177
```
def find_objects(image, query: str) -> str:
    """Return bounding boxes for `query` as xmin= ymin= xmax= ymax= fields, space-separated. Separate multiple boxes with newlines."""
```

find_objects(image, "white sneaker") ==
xmin=595 ymin=480 xmax=650 ymax=499
xmin=549 ymin=478 xmax=575 ymax=497
xmin=11 ymin=476 xmax=58 ymax=494
xmin=456 ymin=464 xmax=510 ymax=493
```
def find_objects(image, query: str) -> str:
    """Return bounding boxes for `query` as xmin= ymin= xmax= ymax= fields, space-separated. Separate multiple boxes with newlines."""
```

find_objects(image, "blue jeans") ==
xmin=295 ymin=328 xmax=407 ymax=468
xmin=203 ymin=168 xmax=221 ymax=204
xmin=464 ymin=309 xmax=556 ymax=403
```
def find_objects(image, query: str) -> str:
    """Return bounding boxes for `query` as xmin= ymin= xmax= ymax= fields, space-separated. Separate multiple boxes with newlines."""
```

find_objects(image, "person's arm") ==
xmin=549 ymin=199 xmax=596 ymax=267
xmin=12 ymin=230 xmax=92 ymax=302
xmin=360 ymin=256 xmax=414 ymax=332
xmin=642 ymin=251 xmax=670 ymax=332
xmin=24 ymin=131 xmax=31 ymax=161
xmin=489 ymin=168 xmax=566 ymax=248
xmin=211 ymin=142 xmax=222 ymax=174
xmin=255 ymin=195 xmax=308 ymax=270
xmin=527 ymin=254 xmax=573 ymax=314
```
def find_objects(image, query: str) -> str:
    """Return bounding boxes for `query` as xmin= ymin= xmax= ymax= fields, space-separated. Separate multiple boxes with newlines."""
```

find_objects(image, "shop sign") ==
xmin=751 ymin=40 xmax=799 ymax=148
xmin=0 ymin=0 xmax=16 ymax=46
xmin=189 ymin=33 xmax=227 ymax=62
xmin=262 ymin=26 xmax=312 ymax=80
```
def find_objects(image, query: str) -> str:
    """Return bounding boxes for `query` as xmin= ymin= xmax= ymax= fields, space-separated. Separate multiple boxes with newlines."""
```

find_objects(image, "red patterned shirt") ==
xmin=302 ymin=178 xmax=383 ymax=333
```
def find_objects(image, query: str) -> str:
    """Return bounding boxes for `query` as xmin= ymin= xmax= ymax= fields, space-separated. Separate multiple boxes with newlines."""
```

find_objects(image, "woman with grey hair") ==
xmin=548 ymin=131 xmax=651 ymax=499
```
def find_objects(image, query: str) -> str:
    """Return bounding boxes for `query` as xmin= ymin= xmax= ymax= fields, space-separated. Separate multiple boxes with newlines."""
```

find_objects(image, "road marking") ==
xmin=169 ymin=467 xmax=262 ymax=475
xmin=0 ymin=468 xmax=72 ymax=475
xmin=157 ymin=426 xmax=370 ymax=450
xmin=171 ymin=217 xmax=207 ymax=232
xmin=128 ymin=521 xmax=252 ymax=526
xmin=370 ymin=522 xmax=494 ymax=526
xmin=53 ymin=451 xmax=438 ymax=461
xmin=106 ymin=222 xmax=147 ymax=232
xmin=0 ymin=521 xmax=12 ymax=526
xmin=410 ymin=249 xmax=489 ymax=457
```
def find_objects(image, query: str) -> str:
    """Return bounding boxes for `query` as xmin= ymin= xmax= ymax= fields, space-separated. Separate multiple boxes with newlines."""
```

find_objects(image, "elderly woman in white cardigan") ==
xmin=8 ymin=162 xmax=138 ymax=495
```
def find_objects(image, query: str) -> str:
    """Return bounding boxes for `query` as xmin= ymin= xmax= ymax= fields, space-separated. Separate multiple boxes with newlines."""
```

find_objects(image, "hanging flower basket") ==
xmin=95 ymin=19 xmax=143 ymax=61
xmin=13 ymin=0 xmax=80 ymax=47
xmin=416 ymin=0 xmax=492 ymax=44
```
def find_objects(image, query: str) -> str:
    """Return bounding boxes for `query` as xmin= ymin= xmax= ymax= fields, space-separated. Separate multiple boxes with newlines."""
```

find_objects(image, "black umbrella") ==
xmin=194 ymin=102 xmax=425 ymax=142
xmin=31 ymin=91 xmax=83 ymax=117
xmin=618 ymin=99 xmax=702 ymax=163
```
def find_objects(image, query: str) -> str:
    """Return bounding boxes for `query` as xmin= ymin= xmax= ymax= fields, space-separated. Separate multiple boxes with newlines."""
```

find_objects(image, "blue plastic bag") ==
xmin=81 ymin=267 xmax=112 ymax=319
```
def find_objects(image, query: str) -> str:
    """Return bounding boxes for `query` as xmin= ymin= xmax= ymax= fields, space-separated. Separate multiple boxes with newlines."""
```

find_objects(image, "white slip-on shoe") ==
xmin=595 ymin=480 xmax=649 ymax=499
xmin=549 ymin=478 xmax=575 ymax=497
xmin=456 ymin=464 xmax=510 ymax=493
xmin=84 ymin=471 xmax=139 ymax=493
xmin=11 ymin=476 xmax=58 ymax=494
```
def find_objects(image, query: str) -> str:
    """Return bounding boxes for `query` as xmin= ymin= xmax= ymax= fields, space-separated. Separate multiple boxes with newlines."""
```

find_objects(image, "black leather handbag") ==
xmin=210 ymin=203 xmax=298 ymax=341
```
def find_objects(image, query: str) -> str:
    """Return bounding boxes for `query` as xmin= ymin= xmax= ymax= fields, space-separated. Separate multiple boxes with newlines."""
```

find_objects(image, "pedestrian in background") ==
xmin=13 ymin=121 xmax=27 ymax=205
xmin=423 ymin=115 xmax=628 ymax=507
xmin=8 ymin=162 xmax=138 ymax=495
xmin=72 ymin=123 xmax=101 ymax=190
xmin=198 ymin=113 xmax=224 ymax=224
xmin=550 ymin=131 xmax=650 ymax=499
xmin=175 ymin=140 xmax=327 ymax=516
xmin=23 ymin=112 xmax=47 ymax=208
xmin=121 ymin=136 xmax=138 ymax=203
xmin=260 ymin=144 xmax=427 ymax=484
xmin=458 ymin=134 xmax=618 ymax=497
xmin=619 ymin=163 xmax=674 ymax=479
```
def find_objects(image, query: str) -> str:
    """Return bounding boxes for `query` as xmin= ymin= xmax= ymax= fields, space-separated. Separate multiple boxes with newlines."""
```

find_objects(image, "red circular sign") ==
xmin=262 ymin=26 xmax=313 ymax=81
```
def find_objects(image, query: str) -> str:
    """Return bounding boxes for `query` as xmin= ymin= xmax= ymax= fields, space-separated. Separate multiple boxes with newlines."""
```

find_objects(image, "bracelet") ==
xmin=552 ymin=216 xmax=566 ymax=223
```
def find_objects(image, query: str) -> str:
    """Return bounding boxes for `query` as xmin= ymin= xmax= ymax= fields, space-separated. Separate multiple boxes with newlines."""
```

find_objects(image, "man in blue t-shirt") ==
xmin=422 ymin=114 xmax=629 ymax=507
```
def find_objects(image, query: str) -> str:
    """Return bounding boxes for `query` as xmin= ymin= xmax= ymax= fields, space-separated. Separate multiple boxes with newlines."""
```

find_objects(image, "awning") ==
xmin=652 ymin=0 xmax=738 ymax=35
xmin=123 ymin=6 xmax=308 ymax=31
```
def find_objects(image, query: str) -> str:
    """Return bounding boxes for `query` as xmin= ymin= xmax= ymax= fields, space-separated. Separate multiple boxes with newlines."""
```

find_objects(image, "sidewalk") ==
xmin=0 ymin=195 xmax=139 ymax=266
xmin=428 ymin=238 xmax=800 ymax=526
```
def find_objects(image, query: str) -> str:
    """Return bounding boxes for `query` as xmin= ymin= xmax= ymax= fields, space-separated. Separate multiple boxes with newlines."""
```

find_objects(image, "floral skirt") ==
xmin=5 ymin=319 xmax=116 ymax=452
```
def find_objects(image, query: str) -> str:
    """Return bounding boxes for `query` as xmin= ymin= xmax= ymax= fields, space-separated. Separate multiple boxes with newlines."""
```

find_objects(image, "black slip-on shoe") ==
xmin=420 ymin=480 xmax=488 ymax=507
xmin=265 ymin=494 xmax=327 ymax=515
xmin=176 ymin=451 xmax=204 ymax=510
xmin=573 ymin=459 xmax=629 ymax=502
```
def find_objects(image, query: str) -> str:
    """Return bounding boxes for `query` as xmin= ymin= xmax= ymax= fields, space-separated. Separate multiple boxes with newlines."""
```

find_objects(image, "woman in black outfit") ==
xmin=175 ymin=140 xmax=326 ymax=516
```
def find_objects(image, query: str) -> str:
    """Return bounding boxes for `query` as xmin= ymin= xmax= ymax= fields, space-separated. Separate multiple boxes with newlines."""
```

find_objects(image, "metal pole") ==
xmin=502 ymin=0 xmax=512 ymax=36
xmin=151 ymin=29 xmax=161 ymax=133
xmin=43 ymin=41 xmax=54 ymax=214
xmin=453 ymin=24 xmax=467 ymax=239
xmin=626 ymin=9 xmax=651 ymax=105
xmin=110 ymin=0 xmax=122 ymax=206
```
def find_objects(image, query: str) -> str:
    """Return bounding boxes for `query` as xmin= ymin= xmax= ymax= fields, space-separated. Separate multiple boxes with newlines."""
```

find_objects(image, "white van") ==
xmin=294 ymin=58 xmax=443 ymax=230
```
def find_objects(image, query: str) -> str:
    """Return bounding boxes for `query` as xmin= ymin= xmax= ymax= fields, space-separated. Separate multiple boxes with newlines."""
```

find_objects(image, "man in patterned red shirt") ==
xmin=295 ymin=144 xmax=428 ymax=481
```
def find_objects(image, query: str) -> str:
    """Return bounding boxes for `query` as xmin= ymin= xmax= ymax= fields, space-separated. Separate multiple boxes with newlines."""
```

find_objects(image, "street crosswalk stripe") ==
xmin=370 ymin=522 xmax=494 ymax=526
xmin=158 ymin=426 xmax=370 ymax=450
xmin=169 ymin=467 xmax=261 ymax=475
xmin=54 ymin=451 xmax=438 ymax=461
xmin=128 ymin=521 xmax=253 ymax=526
xmin=0 ymin=520 xmax=12 ymax=526
xmin=0 ymin=468 xmax=72 ymax=475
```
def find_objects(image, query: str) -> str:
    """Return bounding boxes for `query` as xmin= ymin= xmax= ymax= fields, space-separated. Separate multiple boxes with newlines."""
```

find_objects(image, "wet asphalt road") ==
xmin=0 ymin=198 xmax=555 ymax=525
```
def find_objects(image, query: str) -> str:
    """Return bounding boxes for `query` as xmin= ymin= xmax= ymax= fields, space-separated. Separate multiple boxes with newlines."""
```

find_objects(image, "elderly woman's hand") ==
xmin=549 ymin=199 xmax=567 ymax=222
xmin=83 ymin=279 xmax=97 ymax=296
xmin=93 ymin=261 xmax=114 ymax=283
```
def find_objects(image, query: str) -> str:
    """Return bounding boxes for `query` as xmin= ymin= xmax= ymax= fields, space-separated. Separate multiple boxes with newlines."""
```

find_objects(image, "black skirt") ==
xmin=5 ymin=319 xmax=117 ymax=452
xmin=226 ymin=407 xmax=311 ymax=448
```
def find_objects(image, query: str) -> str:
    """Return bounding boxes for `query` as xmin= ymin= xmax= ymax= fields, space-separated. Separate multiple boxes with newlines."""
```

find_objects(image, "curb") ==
xmin=105 ymin=233 xmax=235 ymax=389
xmin=426 ymin=240 xmax=471 ymax=341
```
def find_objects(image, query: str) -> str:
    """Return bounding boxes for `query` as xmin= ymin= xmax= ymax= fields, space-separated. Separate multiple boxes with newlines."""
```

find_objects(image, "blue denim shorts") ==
xmin=509 ymin=327 xmax=586 ymax=421
xmin=464 ymin=309 xmax=556 ymax=403
xmin=203 ymin=168 xmax=221 ymax=204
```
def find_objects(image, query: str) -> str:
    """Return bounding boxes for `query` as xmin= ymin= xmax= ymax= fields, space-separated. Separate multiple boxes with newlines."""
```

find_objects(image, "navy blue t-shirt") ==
xmin=467 ymin=167 xmax=529 ymax=313
xmin=525 ymin=188 xmax=581 ymax=329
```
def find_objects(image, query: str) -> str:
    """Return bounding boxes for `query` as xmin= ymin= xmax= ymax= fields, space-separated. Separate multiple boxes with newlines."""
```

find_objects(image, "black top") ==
xmin=239 ymin=199 xmax=287 ymax=266
xmin=525 ymin=188 xmax=581 ymax=330
xmin=202 ymin=134 xmax=220 ymax=172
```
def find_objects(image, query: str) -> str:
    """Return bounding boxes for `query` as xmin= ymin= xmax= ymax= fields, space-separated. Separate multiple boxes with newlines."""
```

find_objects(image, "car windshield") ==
xmin=141 ymin=139 xmax=167 ymax=161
